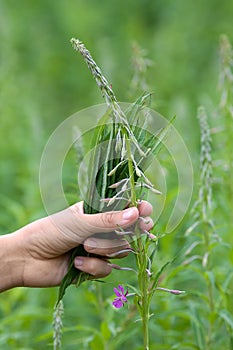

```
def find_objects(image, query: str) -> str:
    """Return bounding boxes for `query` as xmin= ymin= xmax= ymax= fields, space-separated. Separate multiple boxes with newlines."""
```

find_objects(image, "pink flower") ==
xmin=112 ymin=285 xmax=128 ymax=309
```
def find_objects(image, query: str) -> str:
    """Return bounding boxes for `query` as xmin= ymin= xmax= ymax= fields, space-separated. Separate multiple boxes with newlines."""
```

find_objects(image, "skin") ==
xmin=0 ymin=200 xmax=153 ymax=292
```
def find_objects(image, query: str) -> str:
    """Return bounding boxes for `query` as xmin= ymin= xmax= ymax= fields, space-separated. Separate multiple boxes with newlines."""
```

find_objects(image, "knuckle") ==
xmin=101 ymin=212 xmax=115 ymax=228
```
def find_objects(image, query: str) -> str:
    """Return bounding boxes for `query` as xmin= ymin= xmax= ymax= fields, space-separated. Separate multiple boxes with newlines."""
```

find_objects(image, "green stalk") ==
xmin=126 ymin=136 xmax=150 ymax=349
xmin=203 ymin=221 xmax=214 ymax=350
xmin=137 ymin=242 xmax=150 ymax=350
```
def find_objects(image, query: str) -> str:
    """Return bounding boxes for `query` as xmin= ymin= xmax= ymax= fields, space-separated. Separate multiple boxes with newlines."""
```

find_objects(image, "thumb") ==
xmin=71 ymin=207 xmax=139 ymax=239
xmin=82 ymin=207 xmax=139 ymax=236
xmin=46 ymin=204 xmax=139 ymax=247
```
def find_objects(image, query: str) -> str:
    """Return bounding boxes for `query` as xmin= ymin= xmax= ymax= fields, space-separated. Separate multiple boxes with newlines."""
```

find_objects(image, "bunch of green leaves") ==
xmin=57 ymin=93 xmax=169 ymax=305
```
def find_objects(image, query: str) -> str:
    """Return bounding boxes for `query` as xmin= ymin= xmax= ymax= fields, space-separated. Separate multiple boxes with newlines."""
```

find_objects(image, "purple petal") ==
xmin=114 ymin=287 xmax=122 ymax=297
xmin=121 ymin=295 xmax=128 ymax=302
xmin=118 ymin=285 xmax=125 ymax=294
xmin=112 ymin=298 xmax=123 ymax=308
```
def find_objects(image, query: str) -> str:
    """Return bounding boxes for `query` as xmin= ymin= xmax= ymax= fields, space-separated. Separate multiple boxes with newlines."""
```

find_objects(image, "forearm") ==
xmin=0 ymin=232 xmax=25 ymax=292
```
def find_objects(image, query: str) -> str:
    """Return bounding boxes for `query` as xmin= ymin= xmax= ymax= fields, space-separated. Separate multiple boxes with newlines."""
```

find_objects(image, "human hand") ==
xmin=0 ymin=201 xmax=153 ymax=291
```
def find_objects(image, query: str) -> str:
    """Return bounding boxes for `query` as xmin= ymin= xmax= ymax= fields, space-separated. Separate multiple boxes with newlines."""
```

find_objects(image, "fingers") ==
xmin=83 ymin=237 xmax=130 ymax=258
xmin=72 ymin=200 xmax=153 ymax=242
xmin=47 ymin=200 xmax=153 ymax=251
xmin=72 ymin=200 xmax=152 ymax=236
xmin=73 ymin=200 xmax=154 ymax=279
xmin=137 ymin=200 xmax=153 ymax=217
xmin=74 ymin=256 xmax=112 ymax=278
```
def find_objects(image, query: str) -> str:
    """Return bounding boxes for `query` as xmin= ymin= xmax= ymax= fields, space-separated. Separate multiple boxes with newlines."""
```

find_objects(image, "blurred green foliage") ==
xmin=0 ymin=0 xmax=233 ymax=349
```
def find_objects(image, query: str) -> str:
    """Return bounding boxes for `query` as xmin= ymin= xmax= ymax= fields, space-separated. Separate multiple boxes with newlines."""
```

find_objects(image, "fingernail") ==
xmin=74 ymin=257 xmax=84 ymax=266
xmin=121 ymin=207 xmax=136 ymax=224
xmin=85 ymin=238 xmax=97 ymax=251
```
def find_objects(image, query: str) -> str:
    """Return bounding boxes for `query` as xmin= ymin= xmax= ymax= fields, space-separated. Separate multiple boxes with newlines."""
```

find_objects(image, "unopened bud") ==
xmin=156 ymin=287 xmax=185 ymax=295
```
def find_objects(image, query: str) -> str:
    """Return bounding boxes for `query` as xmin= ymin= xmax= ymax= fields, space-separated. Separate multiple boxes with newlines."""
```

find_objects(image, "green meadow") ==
xmin=0 ymin=1 xmax=233 ymax=349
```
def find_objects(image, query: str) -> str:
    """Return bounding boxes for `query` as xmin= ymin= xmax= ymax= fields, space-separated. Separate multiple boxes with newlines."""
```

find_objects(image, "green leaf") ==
xmin=90 ymin=333 xmax=105 ymax=350
xmin=189 ymin=304 xmax=206 ymax=350
xmin=100 ymin=321 xmax=111 ymax=341
xmin=56 ymin=245 xmax=90 ymax=305
xmin=126 ymin=92 xmax=151 ymax=125
xmin=222 ymin=270 xmax=233 ymax=291
xmin=150 ymin=260 xmax=171 ymax=295
xmin=145 ymin=115 xmax=176 ymax=156
xmin=125 ymin=283 xmax=140 ymax=296
xmin=219 ymin=309 xmax=233 ymax=330
xmin=149 ymin=244 xmax=158 ymax=264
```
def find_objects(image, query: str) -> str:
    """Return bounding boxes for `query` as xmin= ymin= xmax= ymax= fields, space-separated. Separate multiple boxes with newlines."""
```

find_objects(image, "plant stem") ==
xmin=138 ymin=245 xmax=150 ymax=350
xmin=125 ymin=136 xmax=150 ymax=349
xmin=203 ymin=221 xmax=214 ymax=350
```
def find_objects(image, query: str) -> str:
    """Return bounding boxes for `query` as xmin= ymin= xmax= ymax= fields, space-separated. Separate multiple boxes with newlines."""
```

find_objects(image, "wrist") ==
xmin=0 ymin=231 xmax=26 ymax=292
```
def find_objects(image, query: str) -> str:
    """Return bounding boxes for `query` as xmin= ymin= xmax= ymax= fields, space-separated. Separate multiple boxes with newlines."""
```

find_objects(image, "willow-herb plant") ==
xmin=183 ymin=107 xmax=218 ymax=349
xmin=218 ymin=34 xmax=233 ymax=227
xmin=53 ymin=39 xmax=183 ymax=350
xmin=182 ymin=40 xmax=233 ymax=348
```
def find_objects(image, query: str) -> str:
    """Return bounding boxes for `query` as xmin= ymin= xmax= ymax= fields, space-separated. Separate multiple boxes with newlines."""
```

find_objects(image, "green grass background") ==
xmin=0 ymin=1 xmax=233 ymax=349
